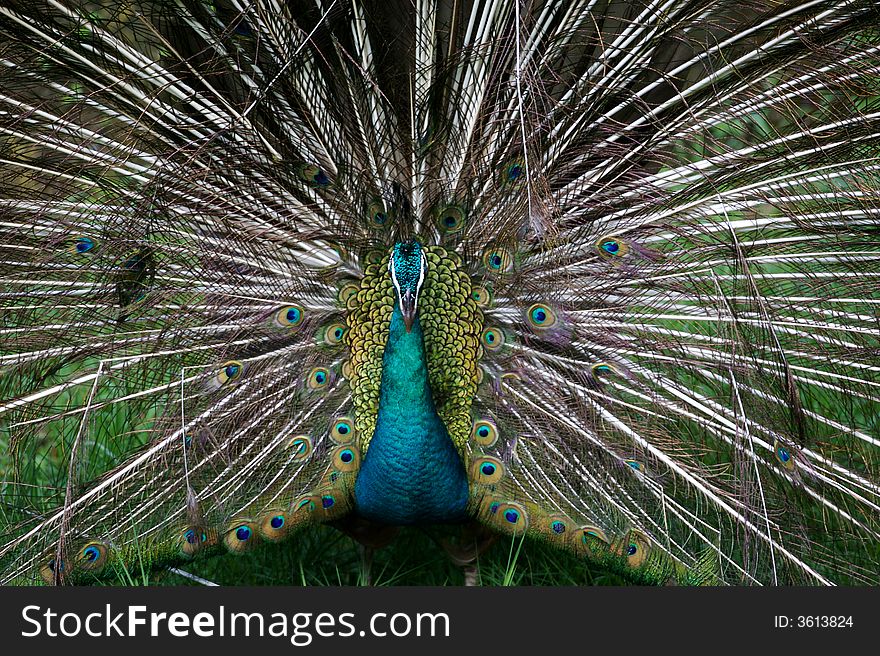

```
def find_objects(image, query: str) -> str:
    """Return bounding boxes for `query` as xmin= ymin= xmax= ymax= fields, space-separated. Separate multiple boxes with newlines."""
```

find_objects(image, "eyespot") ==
xmin=470 ymin=456 xmax=504 ymax=485
xmin=481 ymin=327 xmax=505 ymax=351
xmin=224 ymin=521 xmax=259 ymax=553
xmin=482 ymin=246 xmax=514 ymax=273
xmin=77 ymin=542 xmax=108 ymax=570
xmin=500 ymin=159 xmax=525 ymax=187
xmin=215 ymin=360 xmax=244 ymax=386
xmin=39 ymin=555 xmax=66 ymax=584
xmin=307 ymin=367 xmax=331 ymax=390
xmin=541 ymin=514 xmax=573 ymax=540
xmin=625 ymin=459 xmax=643 ymax=472
xmin=71 ymin=236 xmax=96 ymax=255
xmin=297 ymin=163 xmax=331 ymax=187
xmin=617 ymin=530 xmax=649 ymax=567
xmin=323 ymin=323 xmax=346 ymax=346
xmin=259 ymin=511 xmax=291 ymax=542
xmin=494 ymin=502 xmax=529 ymax=535
xmin=291 ymin=494 xmax=320 ymax=518
xmin=526 ymin=303 xmax=557 ymax=329
xmin=275 ymin=305 xmax=304 ymax=328
xmin=330 ymin=417 xmax=355 ymax=444
xmin=774 ymin=440 xmax=796 ymax=471
xmin=366 ymin=199 xmax=392 ymax=228
xmin=471 ymin=419 xmax=498 ymax=447
xmin=591 ymin=362 xmax=616 ymax=379
xmin=436 ymin=205 xmax=466 ymax=233
xmin=332 ymin=445 xmax=360 ymax=472
xmin=575 ymin=525 xmax=610 ymax=557
xmin=596 ymin=235 xmax=629 ymax=259
xmin=471 ymin=285 xmax=492 ymax=308
xmin=179 ymin=526 xmax=218 ymax=557
xmin=286 ymin=434 xmax=313 ymax=461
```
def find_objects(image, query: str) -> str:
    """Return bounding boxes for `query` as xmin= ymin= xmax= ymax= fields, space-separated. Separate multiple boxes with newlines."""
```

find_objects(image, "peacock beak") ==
xmin=401 ymin=288 xmax=417 ymax=333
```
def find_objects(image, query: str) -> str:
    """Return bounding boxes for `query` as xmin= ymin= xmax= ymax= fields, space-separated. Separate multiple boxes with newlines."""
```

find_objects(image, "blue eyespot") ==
xmin=601 ymin=240 xmax=620 ymax=254
xmin=481 ymin=463 xmax=496 ymax=476
xmin=75 ymin=237 xmax=95 ymax=253
xmin=478 ymin=427 xmax=490 ymax=438
xmin=315 ymin=371 xmax=326 ymax=384
xmin=225 ymin=364 xmax=240 ymax=378
xmin=777 ymin=446 xmax=790 ymax=463
xmin=627 ymin=543 xmax=638 ymax=556
xmin=504 ymin=510 xmax=520 ymax=524
xmin=490 ymin=255 xmax=502 ymax=269
xmin=322 ymin=495 xmax=335 ymax=509
xmin=532 ymin=308 xmax=546 ymax=323
xmin=489 ymin=502 xmax=500 ymax=514
xmin=551 ymin=521 xmax=566 ymax=535
xmin=331 ymin=417 xmax=355 ymax=443
xmin=334 ymin=328 xmax=343 ymax=339
xmin=185 ymin=529 xmax=197 ymax=544
xmin=287 ymin=308 xmax=301 ymax=323
xmin=83 ymin=546 xmax=100 ymax=561
xmin=507 ymin=164 xmax=523 ymax=182
xmin=340 ymin=449 xmax=354 ymax=463
xmin=270 ymin=516 xmax=284 ymax=530
xmin=235 ymin=526 xmax=252 ymax=542
xmin=313 ymin=170 xmax=330 ymax=186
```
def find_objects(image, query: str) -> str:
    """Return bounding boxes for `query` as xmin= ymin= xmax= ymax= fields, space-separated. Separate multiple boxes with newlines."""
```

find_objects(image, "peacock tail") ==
xmin=1 ymin=0 xmax=879 ymax=586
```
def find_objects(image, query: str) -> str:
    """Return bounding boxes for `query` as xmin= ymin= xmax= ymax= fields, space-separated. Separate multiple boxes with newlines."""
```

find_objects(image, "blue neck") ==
xmin=353 ymin=305 xmax=470 ymax=525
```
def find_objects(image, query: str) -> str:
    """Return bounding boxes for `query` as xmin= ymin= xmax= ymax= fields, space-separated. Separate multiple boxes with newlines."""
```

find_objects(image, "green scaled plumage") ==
xmin=2 ymin=0 xmax=880 ymax=586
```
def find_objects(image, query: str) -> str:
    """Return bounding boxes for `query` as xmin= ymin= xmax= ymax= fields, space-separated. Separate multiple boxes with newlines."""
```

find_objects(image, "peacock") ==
xmin=1 ymin=0 xmax=879 ymax=587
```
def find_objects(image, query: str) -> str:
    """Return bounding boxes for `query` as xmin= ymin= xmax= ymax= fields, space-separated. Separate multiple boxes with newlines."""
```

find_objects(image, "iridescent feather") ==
xmin=1 ymin=0 xmax=879 ymax=586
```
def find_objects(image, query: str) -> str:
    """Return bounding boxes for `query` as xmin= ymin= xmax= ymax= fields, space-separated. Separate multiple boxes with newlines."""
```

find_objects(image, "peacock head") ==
xmin=389 ymin=240 xmax=427 ymax=333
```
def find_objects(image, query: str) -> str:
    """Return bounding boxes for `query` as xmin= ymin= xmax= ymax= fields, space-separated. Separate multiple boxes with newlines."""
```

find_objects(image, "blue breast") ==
xmin=353 ymin=306 xmax=470 ymax=525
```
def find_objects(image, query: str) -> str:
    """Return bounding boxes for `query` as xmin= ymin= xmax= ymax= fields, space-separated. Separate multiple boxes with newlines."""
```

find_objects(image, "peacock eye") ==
xmin=72 ymin=236 xmax=96 ymax=254
xmin=436 ymin=205 xmax=466 ymax=233
xmin=83 ymin=546 xmax=100 ymax=561
xmin=595 ymin=235 xmax=629 ymax=260
xmin=471 ymin=285 xmax=492 ymax=307
xmin=551 ymin=521 xmax=566 ymax=535
xmin=275 ymin=305 xmax=304 ymax=328
xmin=323 ymin=322 xmax=346 ymax=346
xmin=307 ymin=367 xmax=330 ymax=390
xmin=330 ymin=417 xmax=356 ymax=443
xmin=481 ymin=245 xmax=514 ymax=273
xmin=215 ymin=360 xmax=244 ymax=386
xmin=774 ymin=440 xmax=796 ymax=470
xmin=340 ymin=449 xmax=354 ymax=463
xmin=321 ymin=495 xmax=335 ymax=509
xmin=298 ymin=163 xmax=331 ymax=187
xmin=366 ymin=199 xmax=392 ymax=228
xmin=526 ymin=303 xmax=557 ymax=329
xmin=471 ymin=419 xmax=498 ymax=446
xmin=493 ymin=502 xmax=529 ymax=534
xmin=287 ymin=435 xmax=313 ymax=460
xmin=235 ymin=526 xmax=251 ymax=541
xmin=270 ymin=515 xmax=284 ymax=529
xmin=481 ymin=327 xmax=505 ymax=350
xmin=501 ymin=159 xmax=525 ymax=186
